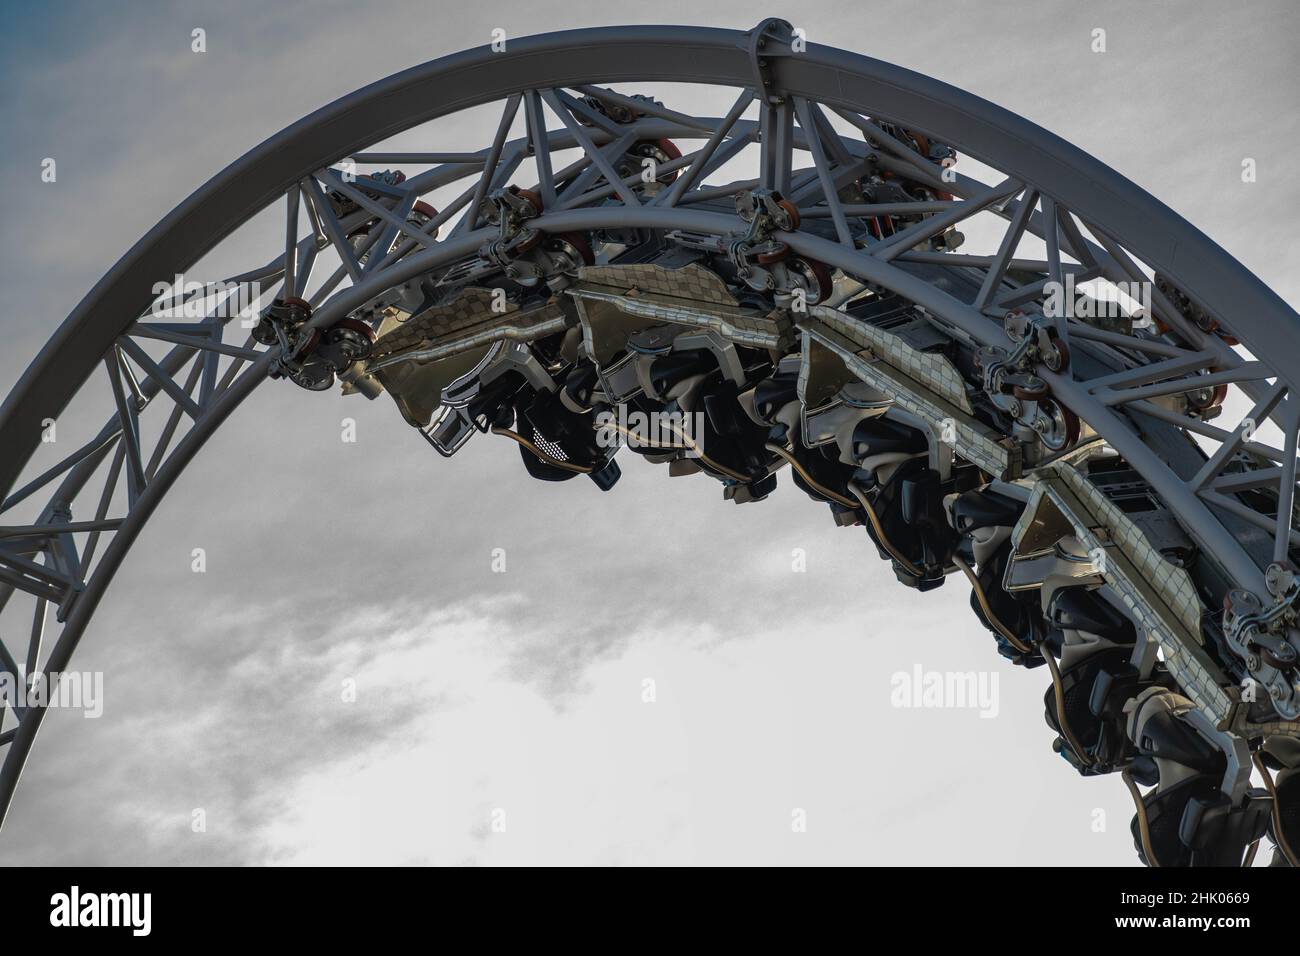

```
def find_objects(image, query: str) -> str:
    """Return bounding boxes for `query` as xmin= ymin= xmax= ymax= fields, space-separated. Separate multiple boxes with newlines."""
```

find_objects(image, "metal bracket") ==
xmin=479 ymin=186 xmax=545 ymax=282
xmin=742 ymin=18 xmax=795 ymax=105
xmin=1223 ymin=563 xmax=1300 ymax=718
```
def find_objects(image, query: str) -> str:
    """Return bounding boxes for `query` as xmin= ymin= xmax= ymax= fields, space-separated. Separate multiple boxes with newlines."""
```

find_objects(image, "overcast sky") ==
xmin=1 ymin=0 xmax=1297 ymax=865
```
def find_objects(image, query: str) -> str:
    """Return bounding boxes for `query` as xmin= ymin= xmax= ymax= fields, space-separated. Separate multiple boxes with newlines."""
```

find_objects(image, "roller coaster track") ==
xmin=2 ymin=21 xmax=1298 ymax=866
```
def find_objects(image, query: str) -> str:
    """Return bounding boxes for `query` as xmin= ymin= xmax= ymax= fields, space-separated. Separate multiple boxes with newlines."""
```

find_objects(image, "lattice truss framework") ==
xmin=2 ymin=23 xmax=1298 ymax=838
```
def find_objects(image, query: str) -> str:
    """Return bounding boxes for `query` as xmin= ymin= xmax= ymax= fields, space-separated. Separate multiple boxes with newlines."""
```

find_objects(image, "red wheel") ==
xmin=295 ymin=326 xmax=322 ymax=357
xmin=1013 ymin=380 xmax=1050 ymax=401
xmin=1037 ymin=398 xmax=1079 ymax=451
xmin=411 ymin=200 xmax=440 ymax=240
xmin=656 ymin=138 xmax=682 ymax=161
xmin=632 ymin=139 xmax=682 ymax=185
xmin=776 ymin=198 xmax=801 ymax=231
xmin=1188 ymin=381 xmax=1229 ymax=412
xmin=1057 ymin=402 xmax=1080 ymax=448
xmin=281 ymin=296 xmax=313 ymax=316
xmin=328 ymin=317 xmax=377 ymax=344
xmin=322 ymin=317 xmax=377 ymax=364
xmin=1043 ymin=336 xmax=1070 ymax=373
xmin=791 ymin=256 xmax=833 ymax=304
xmin=553 ymin=232 xmax=595 ymax=266
xmin=513 ymin=228 xmax=543 ymax=254
xmin=654 ymin=139 xmax=682 ymax=182
xmin=756 ymin=243 xmax=790 ymax=266
xmin=515 ymin=187 xmax=543 ymax=214
xmin=1261 ymin=646 xmax=1299 ymax=671
xmin=805 ymin=257 xmax=833 ymax=303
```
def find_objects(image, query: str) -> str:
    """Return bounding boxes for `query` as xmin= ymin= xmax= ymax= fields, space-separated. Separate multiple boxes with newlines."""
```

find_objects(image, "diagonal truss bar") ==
xmin=829 ymin=108 xmax=958 ymax=193
xmin=658 ymin=88 xmax=753 ymax=207
xmin=872 ymin=177 xmax=1022 ymax=262
xmin=1098 ymin=364 xmax=1269 ymax=407
xmin=1210 ymin=469 xmax=1284 ymax=493
xmin=301 ymin=176 xmax=364 ymax=284
xmin=523 ymin=90 xmax=558 ymax=210
xmin=548 ymin=87 xmax=623 ymax=137
xmin=550 ymin=144 xmax=705 ymax=210
xmin=294 ymin=233 xmax=321 ymax=295
xmin=554 ymin=131 xmax=639 ymax=209
xmin=143 ymin=261 xmax=281 ymax=319
xmin=974 ymin=187 xmax=1036 ymax=311
xmin=1067 ymin=323 xmax=1195 ymax=359
xmin=1203 ymin=491 xmax=1300 ymax=551
xmin=283 ymin=188 xmax=300 ymax=298
xmin=0 ymin=430 xmax=121 ymax=515
xmin=793 ymin=97 xmax=852 ymax=246
xmin=463 ymin=94 xmax=522 ymax=234
xmin=1055 ymin=206 xmax=1099 ymax=270
xmin=805 ymin=100 xmax=854 ymax=169
xmin=0 ymin=549 xmax=76 ymax=604
xmin=300 ymin=179 xmax=324 ymax=240
xmin=1190 ymin=381 xmax=1289 ymax=490
xmin=540 ymin=89 xmax=641 ymax=207
xmin=1083 ymin=219 xmax=1207 ymax=347
xmin=367 ymin=176 xmax=486 ymax=272
xmin=802 ymin=200 xmax=954 ymax=218
xmin=1130 ymin=398 xmax=1290 ymax=466
xmin=316 ymin=169 xmax=438 ymax=251
xmin=1041 ymin=196 xmax=1068 ymax=346
xmin=993 ymin=265 xmax=1102 ymax=310
xmin=0 ymin=635 xmax=24 ymax=712
xmin=25 ymin=590 xmax=47 ymax=687
xmin=116 ymin=337 xmax=203 ymax=421
xmin=665 ymin=134 xmax=754 ymax=206
xmin=1086 ymin=350 xmax=1220 ymax=392
xmin=146 ymin=355 xmax=205 ymax=478
xmin=350 ymin=151 xmax=486 ymax=165
xmin=103 ymin=352 xmax=145 ymax=506
xmin=571 ymin=84 xmax=716 ymax=133
xmin=78 ymin=443 xmax=125 ymax=581
xmin=360 ymin=192 xmax=416 ymax=277
xmin=0 ymin=520 xmax=123 ymax=540
xmin=128 ymin=324 xmax=262 ymax=361
xmin=3 ymin=326 xmax=237 ymax=516
xmin=1272 ymin=408 xmax=1300 ymax=562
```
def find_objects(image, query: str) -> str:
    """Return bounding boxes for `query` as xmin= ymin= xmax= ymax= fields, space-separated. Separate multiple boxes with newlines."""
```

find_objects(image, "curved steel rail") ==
xmin=1 ymin=22 xmax=1296 ymax=836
